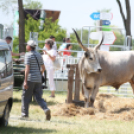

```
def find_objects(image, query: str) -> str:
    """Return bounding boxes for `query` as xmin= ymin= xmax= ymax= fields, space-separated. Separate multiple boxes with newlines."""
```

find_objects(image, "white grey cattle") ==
xmin=73 ymin=29 xmax=134 ymax=108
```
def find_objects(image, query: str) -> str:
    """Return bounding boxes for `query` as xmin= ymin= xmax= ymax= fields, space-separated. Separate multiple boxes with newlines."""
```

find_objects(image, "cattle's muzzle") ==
xmin=98 ymin=69 xmax=102 ymax=72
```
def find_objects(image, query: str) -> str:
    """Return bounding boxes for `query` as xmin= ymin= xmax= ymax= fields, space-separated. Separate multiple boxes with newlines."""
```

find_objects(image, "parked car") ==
xmin=13 ymin=64 xmax=25 ymax=90
xmin=0 ymin=39 xmax=13 ymax=126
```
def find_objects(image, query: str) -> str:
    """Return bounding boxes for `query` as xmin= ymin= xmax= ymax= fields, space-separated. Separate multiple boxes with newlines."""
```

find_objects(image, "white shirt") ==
xmin=53 ymin=42 xmax=57 ymax=50
xmin=42 ymin=49 xmax=57 ymax=70
xmin=43 ymin=42 xmax=57 ymax=51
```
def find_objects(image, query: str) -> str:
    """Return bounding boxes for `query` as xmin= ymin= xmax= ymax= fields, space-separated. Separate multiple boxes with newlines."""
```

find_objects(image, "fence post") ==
xmin=74 ymin=64 xmax=80 ymax=101
xmin=66 ymin=65 xmax=75 ymax=103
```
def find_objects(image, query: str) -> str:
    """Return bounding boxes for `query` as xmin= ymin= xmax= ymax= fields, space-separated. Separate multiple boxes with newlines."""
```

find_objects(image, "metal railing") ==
xmin=42 ymin=55 xmax=134 ymax=98
xmin=13 ymin=55 xmax=134 ymax=98
xmin=28 ymin=27 xmax=134 ymax=97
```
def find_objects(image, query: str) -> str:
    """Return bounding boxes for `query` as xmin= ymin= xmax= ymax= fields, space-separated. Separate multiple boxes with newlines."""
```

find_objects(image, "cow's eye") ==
xmin=89 ymin=57 xmax=93 ymax=60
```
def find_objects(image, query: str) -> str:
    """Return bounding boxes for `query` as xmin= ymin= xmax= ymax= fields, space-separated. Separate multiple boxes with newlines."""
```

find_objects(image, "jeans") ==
xmin=21 ymin=81 xmax=48 ymax=116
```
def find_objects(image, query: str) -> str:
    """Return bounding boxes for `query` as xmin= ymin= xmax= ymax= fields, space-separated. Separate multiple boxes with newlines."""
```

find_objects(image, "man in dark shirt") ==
xmin=22 ymin=40 xmax=51 ymax=120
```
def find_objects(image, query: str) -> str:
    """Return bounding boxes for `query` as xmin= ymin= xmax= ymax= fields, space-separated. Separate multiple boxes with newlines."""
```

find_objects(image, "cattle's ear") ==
xmin=84 ymin=52 xmax=89 ymax=57
xmin=94 ymin=32 xmax=104 ymax=51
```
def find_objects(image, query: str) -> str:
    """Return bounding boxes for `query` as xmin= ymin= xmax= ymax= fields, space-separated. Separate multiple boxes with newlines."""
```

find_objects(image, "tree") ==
xmin=0 ymin=0 xmax=17 ymax=15
xmin=18 ymin=0 xmax=43 ymax=52
xmin=0 ymin=0 xmax=25 ymax=52
xmin=18 ymin=0 xmax=25 ymax=52
xmin=0 ymin=0 xmax=43 ymax=52
xmin=116 ymin=0 xmax=132 ymax=46
xmin=24 ymin=0 xmax=42 ymax=9
xmin=13 ymin=16 xmax=66 ymax=52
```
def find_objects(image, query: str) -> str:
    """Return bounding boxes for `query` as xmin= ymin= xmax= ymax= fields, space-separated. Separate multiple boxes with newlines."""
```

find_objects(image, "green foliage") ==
xmin=132 ymin=39 xmax=134 ymax=50
xmin=13 ymin=15 xmax=66 ymax=52
xmin=24 ymin=0 xmax=42 ymax=9
xmin=13 ymin=37 xmax=19 ymax=53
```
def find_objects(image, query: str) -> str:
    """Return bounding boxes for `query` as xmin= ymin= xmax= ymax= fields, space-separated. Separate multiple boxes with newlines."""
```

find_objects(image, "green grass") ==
xmin=1 ymin=90 xmax=134 ymax=134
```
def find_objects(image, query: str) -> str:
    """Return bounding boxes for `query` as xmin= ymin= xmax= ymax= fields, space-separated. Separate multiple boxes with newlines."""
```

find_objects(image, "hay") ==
xmin=54 ymin=103 xmax=95 ymax=116
xmin=53 ymin=93 xmax=134 ymax=121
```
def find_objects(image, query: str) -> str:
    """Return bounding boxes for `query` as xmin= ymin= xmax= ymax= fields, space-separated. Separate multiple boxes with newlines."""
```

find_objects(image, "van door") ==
xmin=0 ymin=50 xmax=7 ymax=114
xmin=5 ymin=50 xmax=13 ymax=87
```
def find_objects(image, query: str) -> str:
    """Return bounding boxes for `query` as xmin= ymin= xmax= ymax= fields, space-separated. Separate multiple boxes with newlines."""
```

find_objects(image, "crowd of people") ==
xmin=5 ymin=35 xmax=72 ymax=120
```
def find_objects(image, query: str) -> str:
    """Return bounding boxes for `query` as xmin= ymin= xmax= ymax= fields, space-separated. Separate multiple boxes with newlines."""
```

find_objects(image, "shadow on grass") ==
xmin=13 ymin=98 xmax=21 ymax=103
xmin=13 ymin=98 xmax=58 ymax=106
xmin=0 ymin=126 xmax=56 ymax=134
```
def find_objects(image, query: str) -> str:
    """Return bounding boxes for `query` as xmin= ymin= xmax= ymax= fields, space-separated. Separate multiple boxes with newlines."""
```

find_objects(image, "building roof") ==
xmin=24 ymin=9 xmax=61 ymax=22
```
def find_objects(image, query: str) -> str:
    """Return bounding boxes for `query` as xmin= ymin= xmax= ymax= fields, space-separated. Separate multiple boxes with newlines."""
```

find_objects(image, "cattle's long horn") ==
xmin=73 ymin=29 xmax=88 ymax=51
xmin=94 ymin=31 xmax=104 ymax=51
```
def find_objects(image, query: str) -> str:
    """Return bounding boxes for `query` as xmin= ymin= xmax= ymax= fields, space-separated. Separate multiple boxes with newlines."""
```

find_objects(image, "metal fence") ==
xmin=29 ymin=25 xmax=134 ymax=98
xmin=47 ymin=56 xmax=133 ymax=98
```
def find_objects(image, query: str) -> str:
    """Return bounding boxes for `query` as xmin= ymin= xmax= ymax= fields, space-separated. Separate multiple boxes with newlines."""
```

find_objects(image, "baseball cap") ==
xmin=27 ymin=40 xmax=37 ymax=47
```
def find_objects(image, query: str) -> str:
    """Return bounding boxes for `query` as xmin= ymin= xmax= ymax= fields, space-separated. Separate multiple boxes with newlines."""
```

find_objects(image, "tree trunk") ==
xmin=116 ymin=0 xmax=132 ymax=48
xmin=125 ymin=0 xmax=131 ymax=36
xmin=18 ymin=0 xmax=25 ymax=52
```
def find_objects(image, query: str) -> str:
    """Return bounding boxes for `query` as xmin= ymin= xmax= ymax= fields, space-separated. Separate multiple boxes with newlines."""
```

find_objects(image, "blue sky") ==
xmin=0 ymin=0 xmax=134 ymax=36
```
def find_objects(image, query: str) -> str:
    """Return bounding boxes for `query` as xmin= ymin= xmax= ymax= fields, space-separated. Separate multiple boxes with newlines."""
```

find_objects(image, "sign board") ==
xmin=90 ymin=12 xmax=113 ymax=20
xmin=102 ymin=20 xmax=111 ymax=25
xmin=90 ymin=12 xmax=100 ymax=20
xmin=100 ymin=12 xmax=113 ymax=20
xmin=90 ymin=31 xmax=116 ymax=44
xmin=102 ymin=25 xmax=111 ymax=31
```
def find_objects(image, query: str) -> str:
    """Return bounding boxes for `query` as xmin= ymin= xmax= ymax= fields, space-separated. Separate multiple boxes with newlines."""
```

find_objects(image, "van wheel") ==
xmin=0 ymin=104 xmax=10 ymax=127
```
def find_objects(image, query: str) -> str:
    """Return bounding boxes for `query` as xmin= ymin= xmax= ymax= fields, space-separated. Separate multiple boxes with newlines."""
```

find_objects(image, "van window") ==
xmin=0 ymin=51 xmax=6 ymax=78
xmin=5 ymin=51 xmax=13 ymax=76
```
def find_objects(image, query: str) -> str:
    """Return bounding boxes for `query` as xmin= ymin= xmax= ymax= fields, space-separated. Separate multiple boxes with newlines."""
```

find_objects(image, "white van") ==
xmin=0 ymin=39 xmax=13 ymax=126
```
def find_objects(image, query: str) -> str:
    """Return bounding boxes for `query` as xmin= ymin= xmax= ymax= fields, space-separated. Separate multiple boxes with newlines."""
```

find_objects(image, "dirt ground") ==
xmin=53 ymin=93 xmax=134 ymax=121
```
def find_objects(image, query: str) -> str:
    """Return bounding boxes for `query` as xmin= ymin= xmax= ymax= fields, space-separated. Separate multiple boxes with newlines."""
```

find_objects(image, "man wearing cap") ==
xmin=22 ymin=40 xmax=51 ymax=120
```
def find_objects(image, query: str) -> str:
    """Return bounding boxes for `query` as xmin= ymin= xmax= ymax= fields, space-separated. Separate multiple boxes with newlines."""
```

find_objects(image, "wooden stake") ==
xmin=74 ymin=64 xmax=80 ymax=101
xmin=67 ymin=65 xmax=75 ymax=103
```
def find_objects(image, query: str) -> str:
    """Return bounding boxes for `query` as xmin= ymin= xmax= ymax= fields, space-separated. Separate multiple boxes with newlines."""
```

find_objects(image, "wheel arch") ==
xmin=7 ymin=97 xmax=13 ymax=111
